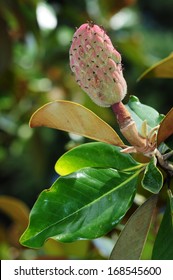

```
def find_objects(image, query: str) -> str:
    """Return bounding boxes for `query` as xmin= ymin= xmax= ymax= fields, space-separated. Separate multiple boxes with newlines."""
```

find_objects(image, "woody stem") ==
xmin=155 ymin=149 xmax=173 ymax=176
xmin=111 ymin=102 xmax=146 ymax=148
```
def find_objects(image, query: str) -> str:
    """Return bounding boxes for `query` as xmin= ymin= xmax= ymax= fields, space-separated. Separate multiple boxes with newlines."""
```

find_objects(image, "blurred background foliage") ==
xmin=0 ymin=0 xmax=173 ymax=260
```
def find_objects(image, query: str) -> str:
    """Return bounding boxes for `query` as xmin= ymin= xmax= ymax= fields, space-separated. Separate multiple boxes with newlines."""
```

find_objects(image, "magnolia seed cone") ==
xmin=69 ymin=23 xmax=127 ymax=107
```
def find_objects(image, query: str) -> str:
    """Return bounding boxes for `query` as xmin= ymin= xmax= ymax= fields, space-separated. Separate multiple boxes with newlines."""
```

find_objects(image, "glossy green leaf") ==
xmin=138 ymin=53 xmax=173 ymax=80
xmin=20 ymin=167 xmax=140 ymax=248
xmin=125 ymin=96 xmax=164 ymax=134
xmin=157 ymin=107 xmax=173 ymax=146
xmin=29 ymin=100 xmax=124 ymax=147
xmin=141 ymin=156 xmax=163 ymax=194
xmin=55 ymin=142 xmax=142 ymax=176
xmin=152 ymin=191 xmax=173 ymax=259
xmin=110 ymin=195 xmax=158 ymax=260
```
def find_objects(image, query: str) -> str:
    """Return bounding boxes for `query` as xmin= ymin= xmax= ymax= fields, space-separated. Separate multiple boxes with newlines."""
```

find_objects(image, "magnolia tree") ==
xmin=20 ymin=23 xmax=173 ymax=260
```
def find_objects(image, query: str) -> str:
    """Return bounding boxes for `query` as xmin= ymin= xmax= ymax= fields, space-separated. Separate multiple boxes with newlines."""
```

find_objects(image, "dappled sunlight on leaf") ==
xmin=55 ymin=142 xmax=141 ymax=176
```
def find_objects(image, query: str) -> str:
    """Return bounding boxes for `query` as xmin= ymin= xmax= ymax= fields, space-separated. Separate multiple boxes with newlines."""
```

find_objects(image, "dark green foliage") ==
xmin=152 ymin=192 xmax=173 ymax=260
xmin=1 ymin=0 xmax=173 ymax=260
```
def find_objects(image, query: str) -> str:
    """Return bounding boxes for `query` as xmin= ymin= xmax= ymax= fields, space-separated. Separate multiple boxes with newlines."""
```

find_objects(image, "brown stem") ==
xmin=155 ymin=149 xmax=173 ymax=175
xmin=112 ymin=102 xmax=146 ymax=148
xmin=112 ymin=102 xmax=131 ymax=128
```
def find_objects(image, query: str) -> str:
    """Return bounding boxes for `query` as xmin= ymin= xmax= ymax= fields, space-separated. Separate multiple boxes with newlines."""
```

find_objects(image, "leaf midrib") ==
xmin=26 ymin=168 xmax=142 ymax=242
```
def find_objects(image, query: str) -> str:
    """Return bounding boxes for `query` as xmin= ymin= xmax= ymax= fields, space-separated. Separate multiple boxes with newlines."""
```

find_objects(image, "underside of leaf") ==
xmin=110 ymin=195 xmax=158 ymax=260
xmin=138 ymin=53 xmax=173 ymax=80
xmin=157 ymin=107 xmax=173 ymax=145
xmin=29 ymin=100 xmax=124 ymax=147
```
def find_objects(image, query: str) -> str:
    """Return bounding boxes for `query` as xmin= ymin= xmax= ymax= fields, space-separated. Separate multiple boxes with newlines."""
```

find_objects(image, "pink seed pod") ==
xmin=69 ymin=23 xmax=127 ymax=107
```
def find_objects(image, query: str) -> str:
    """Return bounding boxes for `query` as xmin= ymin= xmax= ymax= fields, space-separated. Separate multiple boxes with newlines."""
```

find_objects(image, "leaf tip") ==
xmin=19 ymin=231 xmax=43 ymax=249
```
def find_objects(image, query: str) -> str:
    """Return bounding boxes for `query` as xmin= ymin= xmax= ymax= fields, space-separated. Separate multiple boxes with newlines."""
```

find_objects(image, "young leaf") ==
xmin=125 ymin=96 xmax=164 ymax=133
xmin=109 ymin=195 xmax=158 ymax=260
xmin=141 ymin=156 xmax=163 ymax=194
xmin=138 ymin=53 xmax=173 ymax=80
xmin=157 ymin=107 xmax=173 ymax=146
xmin=55 ymin=142 xmax=142 ymax=176
xmin=29 ymin=100 xmax=124 ymax=147
xmin=152 ymin=191 xmax=173 ymax=260
xmin=20 ymin=167 xmax=140 ymax=248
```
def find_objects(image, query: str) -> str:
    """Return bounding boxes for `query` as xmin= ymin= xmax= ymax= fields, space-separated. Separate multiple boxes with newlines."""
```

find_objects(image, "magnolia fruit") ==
xmin=69 ymin=23 xmax=127 ymax=107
